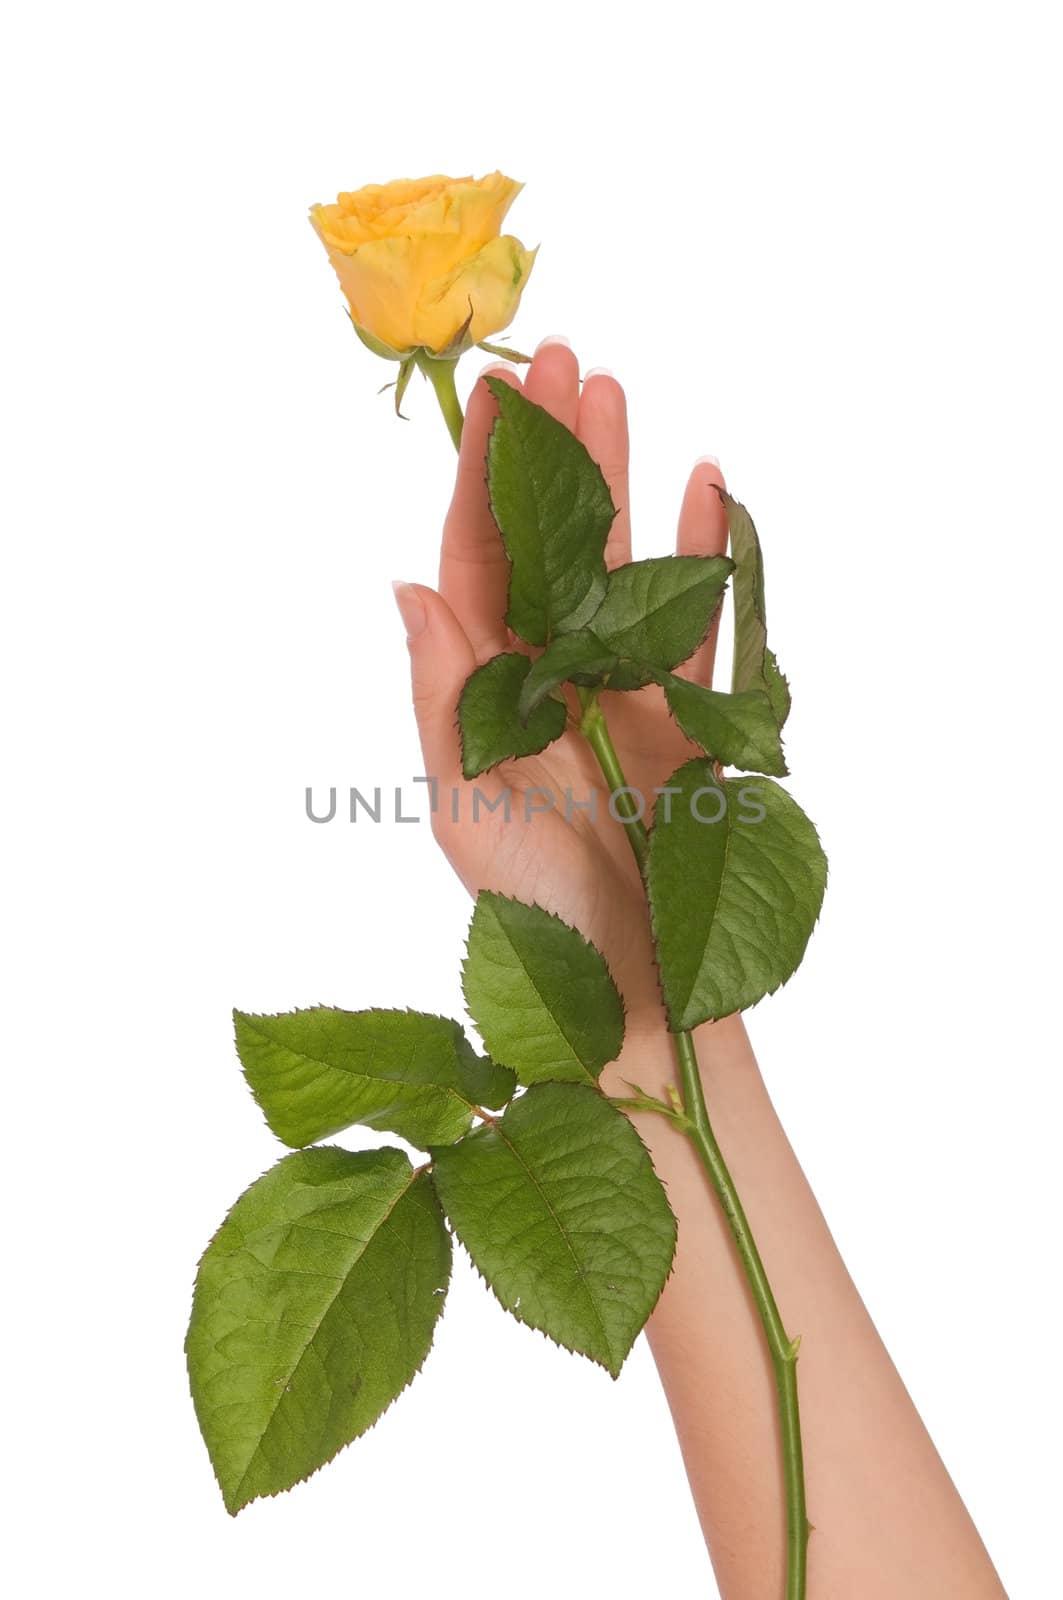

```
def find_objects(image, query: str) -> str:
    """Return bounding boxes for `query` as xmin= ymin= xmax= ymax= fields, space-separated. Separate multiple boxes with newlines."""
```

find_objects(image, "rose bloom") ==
xmin=310 ymin=172 xmax=537 ymax=358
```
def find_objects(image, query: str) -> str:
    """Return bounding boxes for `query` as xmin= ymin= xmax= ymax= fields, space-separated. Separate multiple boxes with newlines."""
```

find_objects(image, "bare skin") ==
xmin=391 ymin=338 xmax=1007 ymax=1598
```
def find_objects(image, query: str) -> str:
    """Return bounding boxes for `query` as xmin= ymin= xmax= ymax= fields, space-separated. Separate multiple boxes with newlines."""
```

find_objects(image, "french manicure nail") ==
xmin=584 ymin=365 xmax=616 ymax=381
xmin=696 ymin=453 xmax=722 ymax=468
xmin=536 ymin=334 xmax=571 ymax=350
xmin=392 ymin=580 xmax=427 ymax=640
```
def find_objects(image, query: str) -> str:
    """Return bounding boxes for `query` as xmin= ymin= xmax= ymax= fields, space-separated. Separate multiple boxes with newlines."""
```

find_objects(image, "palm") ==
xmin=401 ymin=340 xmax=729 ymax=1027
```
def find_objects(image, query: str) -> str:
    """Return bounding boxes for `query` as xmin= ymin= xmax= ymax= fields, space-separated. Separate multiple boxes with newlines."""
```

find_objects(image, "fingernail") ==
xmin=584 ymin=365 xmax=616 ymax=380
xmin=392 ymin=580 xmax=427 ymax=640
xmin=536 ymin=334 xmax=571 ymax=350
xmin=479 ymin=360 xmax=515 ymax=381
xmin=696 ymin=453 xmax=722 ymax=469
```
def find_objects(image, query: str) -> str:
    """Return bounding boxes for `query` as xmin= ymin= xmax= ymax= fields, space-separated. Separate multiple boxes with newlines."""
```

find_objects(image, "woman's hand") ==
xmin=393 ymin=337 xmax=729 ymax=1029
xmin=394 ymin=342 xmax=1008 ymax=1598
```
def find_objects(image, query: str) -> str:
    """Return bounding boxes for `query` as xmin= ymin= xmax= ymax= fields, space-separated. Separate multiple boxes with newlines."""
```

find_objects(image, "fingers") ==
xmin=523 ymin=336 xmax=581 ymax=431
xmin=674 ymin=457 xmax=730 ymax=687
xmin=439 ymin=365 xmax=522 ymax=663
xmin=676 ymin=455 xmax=728 ymax=557
xmin=529 ymin=341 xmax=631 ymax=568
xmin=578 ymin=370 xmax=632 ymax=568
xmin=392 ymin=580 xmax=476 ymax=786
xmin=439 ymin=340 xmax=630 ymax=669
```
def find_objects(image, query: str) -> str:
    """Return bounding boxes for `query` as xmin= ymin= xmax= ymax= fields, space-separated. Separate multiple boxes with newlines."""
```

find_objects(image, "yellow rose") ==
xmin=310 ymin=171 xmax=537 ymax=358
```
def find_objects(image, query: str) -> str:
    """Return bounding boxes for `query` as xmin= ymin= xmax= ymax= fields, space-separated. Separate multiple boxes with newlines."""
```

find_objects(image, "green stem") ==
xmin=577 ymin=689 xmax=649 ymax=871
xmin=417 ymin=352 xmax=464 ymax=450
xmin=673 ymin=1032 xmax=809 ymax=1600
xmin=577 ymin=689 xmax=808 ymax=1600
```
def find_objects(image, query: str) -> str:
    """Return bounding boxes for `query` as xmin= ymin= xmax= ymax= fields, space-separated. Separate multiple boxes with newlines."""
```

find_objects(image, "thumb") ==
xmin=392 ymin=580 xmax=476 ymax=784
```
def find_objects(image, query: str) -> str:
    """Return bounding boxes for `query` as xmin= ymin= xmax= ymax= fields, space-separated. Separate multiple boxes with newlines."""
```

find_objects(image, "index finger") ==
xmin=577 ymin=370 xmax=632 ymax=569
xmin=438 ymin=364 xmax=521 ymax=662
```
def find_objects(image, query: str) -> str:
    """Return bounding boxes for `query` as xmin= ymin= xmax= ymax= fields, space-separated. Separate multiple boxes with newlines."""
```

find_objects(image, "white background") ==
xmin=3 ymin=2 xmax=1060 ymax=1595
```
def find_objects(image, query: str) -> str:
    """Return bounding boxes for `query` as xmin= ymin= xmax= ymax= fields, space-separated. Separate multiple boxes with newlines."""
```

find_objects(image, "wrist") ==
xmin=600 ymin=1009 xmax=756 ymax=1103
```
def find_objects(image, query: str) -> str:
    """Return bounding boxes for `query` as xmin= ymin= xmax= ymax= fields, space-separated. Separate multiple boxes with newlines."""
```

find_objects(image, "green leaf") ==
xmin=186 ymin=1146 xmax=451 ymax=1514
xmin=517 ymin=629 xmax=618 ymax=720
xmin=463 ymin=892 xmax=625 ymax=1085
xmin=485 ymin=377 xmax=615 ymax=646
xmin=588 ymin=556 xmax=734 ymax=689
xmin=764 ymin=646 xmax=791 ymax=726
xmin=656 ymin=673 xmax=787 ymax=776
xmin=235 ymin=1008 xmax=515 ymax=1149
xmin=648 ymin=760 xmax=827 ymax=1028
xmin=723 ymin=490 xmax=792 ymax=726
xmin=429 ymin=1083 xmax=676 ymax=1377
xmin=458 ymin=652 xmax=568 ymax=778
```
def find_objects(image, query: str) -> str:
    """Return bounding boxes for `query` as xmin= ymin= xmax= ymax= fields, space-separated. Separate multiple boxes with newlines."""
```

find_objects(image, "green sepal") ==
xmin=431 ymin=300 xmax=475 ymax=359
xmin=235 ymin=1007 xmax=515 ymax=1149
xmin=429 ymin=1083 xmax=676 ymax=1377
xmin=485 ymin=377 xmax=614 ymax=646
xmin=186 ymin=1147 xmax=451 ymax=1514
xmin=462 ymin=891 xmax=625 ymax=1085
xmin=458 ymin=652 xmax=567 ymax=778
xmin=647 ymin=760 xmax=827 ymax=1028
xmin=477 ymin=338 xmax=532 ymax=363
xmin=349 ymin=314 xmax=413 ymax=361
xmin=393 ymin=355 xmax=415 ymax=419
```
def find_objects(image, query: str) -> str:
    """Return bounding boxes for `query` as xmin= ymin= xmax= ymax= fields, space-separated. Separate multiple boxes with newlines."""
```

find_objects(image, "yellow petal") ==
xmin=309 ymin=202 xmax=372 ymax=251
xmin=341 ymin=174 xmax=457 ymax=235
xmin=309 ymin=174 xmax=531 ymax=356
xmin=405 ymin=172 xmax=522 ymax=254
xmin=414 ymin=236 xmax=538 ymax=353
xmin=322 ymin=236 xmax=422 ymax=354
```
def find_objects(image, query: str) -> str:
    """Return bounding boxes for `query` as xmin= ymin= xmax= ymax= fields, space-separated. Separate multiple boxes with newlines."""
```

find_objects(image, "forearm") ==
xmin=603 ymin=1016 xmax=1006 ymax=1599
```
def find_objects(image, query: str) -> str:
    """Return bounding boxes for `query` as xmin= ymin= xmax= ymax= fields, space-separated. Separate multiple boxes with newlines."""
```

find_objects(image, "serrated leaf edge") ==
xmin=233 ymin=1005 xmax=495 ymax=1149
xmin=646 ymin=765 xmax=829 ymax=1027
xmin=591 ymin=554 xmax=735 ymax=667
xmin=655 ymin=674 xmax=789 ymax=778
xmin=456 ymin=652 xmax=568 ymax=779
xmin=430 ymin=1090 xmax=677 ymax=1379
xmin=484 ymin=377 xmax=615 ymax=647
xmin=716 ymin=486 xmax=790 ymax=729
xmin=461 ymin=891 xmax=627 ymax=1085
xmin=186 ymin=1157 xmax=453 ymax=1515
